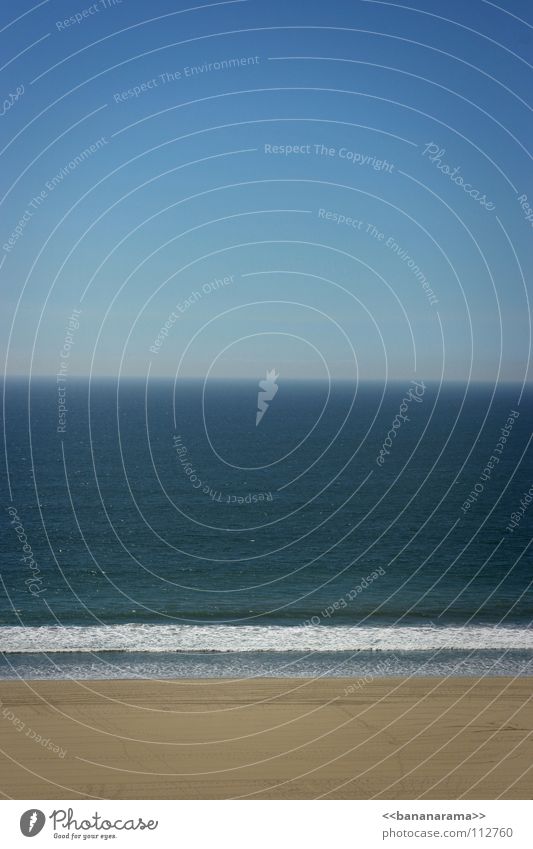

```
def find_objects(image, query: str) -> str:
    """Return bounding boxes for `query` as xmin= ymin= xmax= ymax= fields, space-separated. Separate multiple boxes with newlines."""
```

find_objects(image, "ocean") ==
xmin=1 ymin=377 xmax=531 ymax=678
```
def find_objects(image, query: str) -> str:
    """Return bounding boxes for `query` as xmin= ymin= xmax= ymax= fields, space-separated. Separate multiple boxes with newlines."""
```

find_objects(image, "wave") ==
xmin=0 ymin=624 xmax=531 ymax=654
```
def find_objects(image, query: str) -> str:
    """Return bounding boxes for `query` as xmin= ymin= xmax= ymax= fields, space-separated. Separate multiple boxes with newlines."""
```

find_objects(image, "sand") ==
xmin=0 ymin=677 xmax=531 ymax=799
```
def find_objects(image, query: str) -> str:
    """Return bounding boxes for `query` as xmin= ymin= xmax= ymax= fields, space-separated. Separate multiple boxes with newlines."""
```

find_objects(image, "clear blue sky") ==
xmin=1 ymin=0 xmax=532 ymax=381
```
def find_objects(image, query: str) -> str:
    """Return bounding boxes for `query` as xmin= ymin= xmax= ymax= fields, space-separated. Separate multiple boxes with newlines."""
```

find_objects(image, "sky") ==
xmin=1 ymin=0 xmax=532 ymax=382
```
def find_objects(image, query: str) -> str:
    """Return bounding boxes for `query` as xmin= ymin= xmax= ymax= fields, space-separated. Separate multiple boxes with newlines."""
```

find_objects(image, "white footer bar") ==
xmin=2 ymin=799 xmax=531 ymax=848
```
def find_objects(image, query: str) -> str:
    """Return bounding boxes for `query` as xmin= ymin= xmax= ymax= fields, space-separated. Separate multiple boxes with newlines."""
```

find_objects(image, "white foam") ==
xmin=0 ymin=624 xmax=531 ymax=653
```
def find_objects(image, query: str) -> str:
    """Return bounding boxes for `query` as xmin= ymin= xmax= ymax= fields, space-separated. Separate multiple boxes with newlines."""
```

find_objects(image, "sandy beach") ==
xmin=0 ymin=677 xmax=531 ymax=799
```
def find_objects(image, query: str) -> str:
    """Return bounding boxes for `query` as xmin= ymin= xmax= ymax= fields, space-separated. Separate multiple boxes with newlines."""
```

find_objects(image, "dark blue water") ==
xmin=1 ymin=378 xmax=531 ymax=676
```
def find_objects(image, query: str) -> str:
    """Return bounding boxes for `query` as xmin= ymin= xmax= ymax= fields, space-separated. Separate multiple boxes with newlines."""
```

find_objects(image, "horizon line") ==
xmin=2 ymin=374 xmax=530 ymax=386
